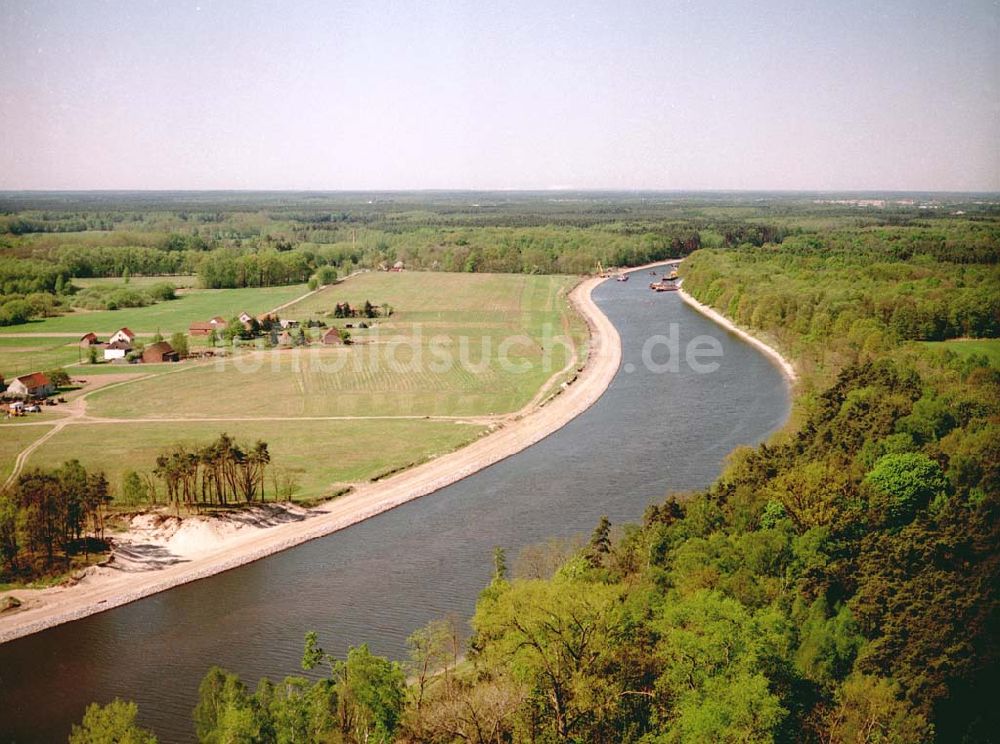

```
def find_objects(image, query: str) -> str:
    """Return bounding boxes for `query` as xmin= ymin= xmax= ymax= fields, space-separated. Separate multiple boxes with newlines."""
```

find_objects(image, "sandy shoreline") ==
xmin=0 ymin=275 xmax=621 ymax=644
xmin=676 ymin=284 xmax=798 ymax=383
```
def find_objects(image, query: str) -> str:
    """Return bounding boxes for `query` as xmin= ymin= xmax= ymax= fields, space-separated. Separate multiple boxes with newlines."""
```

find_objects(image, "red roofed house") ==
xmin=79 ymin=332 xmax=101 ymax=348
xmin=321 ymin=328 xmax=344 ymax=345
xmin=8 ymin=372 xmax=54 ymax=398
xmin=190 ymin=316 xmax=229 ymax=336
xmin=109 ymin=327 xmax=136 ymax=345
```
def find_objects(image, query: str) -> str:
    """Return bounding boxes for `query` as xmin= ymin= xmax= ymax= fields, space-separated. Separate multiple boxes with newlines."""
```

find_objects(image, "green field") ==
xmin=0 ymin=284 xmax=309 ymax=336
xmin=0 ymin=337 xmax=83 ymax=377
xmin=0 ymin=425 xmax=52 ymax=483
xmin=86 ymin=272 xmax=587 ymax=419
xmin=25 ymin=419 xmax=485 ymax=503
xmin=921 ymin=338 xmax=1000 ymax=366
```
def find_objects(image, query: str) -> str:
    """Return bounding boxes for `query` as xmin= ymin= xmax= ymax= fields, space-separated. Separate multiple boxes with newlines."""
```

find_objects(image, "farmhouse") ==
xmin=190 ymin=316 xmax=230 ymax=336
xmin=7 ymin=372 xmax=54 ymax=398
xmin=109 ymin=327 xmax=136 ymax=345
xmin=142 ymin=341 xmax=180 ymax=363
xmin=276 ymin=331 xmax=293 ymax=346
xmin=390 ymin=260 xmax=405 ymax=272
xmin=321 ymin=328 xmax=344 ymax=345
xmin=238 ymin=311 xmax=253 ymax=325
xmin=79 ymin=332 xmax=101 ymax=347
xmin=279 ymin=319 xmax=299 ymax=329
xmin=104 ymin=340 xmax=133 ymax=361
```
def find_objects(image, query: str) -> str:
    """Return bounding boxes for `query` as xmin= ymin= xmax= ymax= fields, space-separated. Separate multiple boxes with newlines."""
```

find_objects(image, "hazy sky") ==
xmin=1 ymin=0 xmax=997 ymax=191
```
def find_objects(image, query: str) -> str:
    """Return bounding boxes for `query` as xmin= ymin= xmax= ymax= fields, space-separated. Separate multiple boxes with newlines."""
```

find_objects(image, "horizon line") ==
xmin=1 ymin=187 xmax=999 ymax=196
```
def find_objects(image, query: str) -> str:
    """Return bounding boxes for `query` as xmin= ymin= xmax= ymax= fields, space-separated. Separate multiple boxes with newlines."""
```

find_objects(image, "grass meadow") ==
xmin=0 ymin=337 xmax=83 ymax=377
xmin=86 ymin=272 xmax=587 ymax=419
xmin=921 ymin=338 xmax=1000 ymax=366
xmin=0 ymin=425 xmax=52 ymax=483
xmin=0 ymin=284 xmax=309 ymax=336
xmin=26 ymin=419 xmax=485 ymax=504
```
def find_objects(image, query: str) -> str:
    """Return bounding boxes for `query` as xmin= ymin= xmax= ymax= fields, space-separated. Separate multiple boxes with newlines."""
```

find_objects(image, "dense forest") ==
xmin=52 ymin=194 xmax=999 ymax=742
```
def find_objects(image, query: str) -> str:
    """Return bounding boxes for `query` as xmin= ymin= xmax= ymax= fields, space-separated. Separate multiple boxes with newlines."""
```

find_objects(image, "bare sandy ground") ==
xmin=0 ymin=276 xmax=621 ymax=644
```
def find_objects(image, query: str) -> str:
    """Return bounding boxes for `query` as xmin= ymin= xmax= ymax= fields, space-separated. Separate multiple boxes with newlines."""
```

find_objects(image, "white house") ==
xmin=104 ymin=340 xmax=133 ymax=361
xmin=109 ymin=327 xmax=136 ymax=345
xmin=7 ymin=372 xmax=54 ymax=398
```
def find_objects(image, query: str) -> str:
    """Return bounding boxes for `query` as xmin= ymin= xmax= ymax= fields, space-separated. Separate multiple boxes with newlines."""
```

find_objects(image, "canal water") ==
xmin=0 ymin=273 xmax=790 ymax=742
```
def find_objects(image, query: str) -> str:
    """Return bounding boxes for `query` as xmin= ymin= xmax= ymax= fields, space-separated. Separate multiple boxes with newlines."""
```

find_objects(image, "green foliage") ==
xmin=793 ymin=599 xmax=863 ymax=688
xmin=865 ymin=452 xmax=949 ymax=525
xmin=120 ymin=471 xmax=146 ymax=507
xmin=188 ymin=634 xmax=404 ymax=744
xmin=46 ymin=367 xmax=71 ymax=387
xmin=169 ymin=331 xmax=189 ymax=358
xmin=825 ymin=674 xmax=933 ymax=743
xmin=3 ymin=461 xmax=111 ymax=580
xmin=69 ymin=699 xmax=157 ymax=744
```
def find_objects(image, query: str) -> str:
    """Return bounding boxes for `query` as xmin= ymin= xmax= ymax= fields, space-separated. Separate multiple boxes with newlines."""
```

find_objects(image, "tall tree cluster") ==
xmin=153 ymin=434 xmax=272 ymax=507
xmin=0 ymin=461 xmax=110 ymax=580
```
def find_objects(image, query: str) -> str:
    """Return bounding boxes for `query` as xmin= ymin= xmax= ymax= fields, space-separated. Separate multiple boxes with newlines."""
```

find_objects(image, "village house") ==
xmin=321 ymin=328 xmax=344 ymax=345
xmin=238 ymin=311 xmax=253 ymax=325
xmin=7 ymin=372 xmax=54 ymax=398
xmin=141 ymin=341 xmax=179 ymax=363
xmin=279 ymin=319 xmax=299 ymax=330
xmin=104 ymin=339 xmax=133 ymax=361
xmin=79 ymin=332 xmax=101 ymax=347
xmin=390 ymin=260 xmax=405 ymax=272
xmin=190 ymin=316 xmax=230 ymax=336
xmin=109 ymin=327 xmax=136 ymax=345
xmin=276 ymin=331 xmax=293 ymax=347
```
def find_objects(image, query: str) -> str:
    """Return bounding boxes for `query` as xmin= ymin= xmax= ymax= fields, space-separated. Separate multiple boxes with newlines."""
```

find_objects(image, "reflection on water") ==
xmin=0 ymin=275 xmax=790 ymax=743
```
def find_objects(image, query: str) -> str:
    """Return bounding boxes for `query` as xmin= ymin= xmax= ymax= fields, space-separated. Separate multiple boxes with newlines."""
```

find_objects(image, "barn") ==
xmin=142 ymin=341 xmax=180 ymax=363
xmin=321 ymin=328 xmax=344 ymax=345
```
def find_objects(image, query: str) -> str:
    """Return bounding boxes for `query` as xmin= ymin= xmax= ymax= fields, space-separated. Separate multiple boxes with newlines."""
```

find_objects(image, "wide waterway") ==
xmin=0 ymin=271 xmax=791 ymax=742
